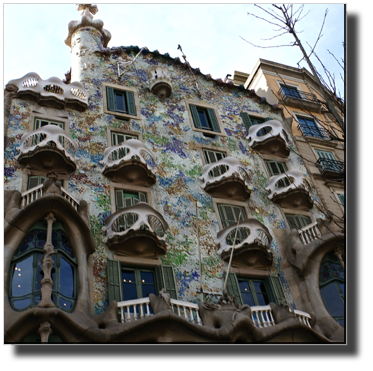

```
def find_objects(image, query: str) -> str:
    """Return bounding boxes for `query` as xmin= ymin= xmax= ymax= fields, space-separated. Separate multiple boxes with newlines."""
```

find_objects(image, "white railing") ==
xmin=21 ymin=184 xmax=44 ymax=208
xmin=298 ymin=221 xmax=321 ymax=244
xmin=20 ymin=184 xmax=80 ymax=210
xmin=294 ymin=309 xmax=312 ymax=327
xmin=117 ymin=297 xmax=202 ymax=325
xmin=116 ymin=297 xmax=311 ymax=329
xmin=251 ymin=305 xmax=276 ymax=328
xmin=61 ymin=187 xmax=80 ymax=211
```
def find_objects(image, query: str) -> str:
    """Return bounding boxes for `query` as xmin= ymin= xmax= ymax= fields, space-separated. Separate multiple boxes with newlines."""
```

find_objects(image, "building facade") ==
xmin=4 ymin=5 xmax=344 ymax=343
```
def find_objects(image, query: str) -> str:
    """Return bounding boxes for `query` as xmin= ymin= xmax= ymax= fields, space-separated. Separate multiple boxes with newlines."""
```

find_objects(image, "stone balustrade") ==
xmin=298 ymin=221 xmax=322 ymax=244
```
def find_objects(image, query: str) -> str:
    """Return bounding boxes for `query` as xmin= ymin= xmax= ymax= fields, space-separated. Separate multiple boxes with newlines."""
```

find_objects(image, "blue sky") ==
xmin=3 ymin=3 xmax=345 ymax=98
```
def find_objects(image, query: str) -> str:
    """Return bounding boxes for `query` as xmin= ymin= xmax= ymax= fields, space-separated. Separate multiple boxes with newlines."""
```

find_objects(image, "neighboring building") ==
xmin=4 ymin=5 xmax=344 ymax=343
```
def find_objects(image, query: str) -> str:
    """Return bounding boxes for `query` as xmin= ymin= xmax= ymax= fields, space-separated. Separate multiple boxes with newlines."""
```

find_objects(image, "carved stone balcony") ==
xmin=102 ymin=203 xmax=169 ymax=257
xmin=6 ymin=73 xmax=89 ymax=111
xmin=200 ymin=157 xmax=252 ymax=201
xmin=215 ymin=219 xmax=273 ymax=269
xmin=16 ymin=125 xmax=78 ymax=176
xmin=146 ymin=66 xmax=172 ymax=98
xmin=265 ymin=169 xmax=313 ymax=209
xmin=247 ymin=120 xmax=290 ymax=158
xmin=100 ymin=139 xmax=156 ymax=186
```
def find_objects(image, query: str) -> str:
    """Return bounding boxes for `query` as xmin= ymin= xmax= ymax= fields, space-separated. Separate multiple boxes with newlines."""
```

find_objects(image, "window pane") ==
xmin=256 ymin=293 xmax=269 ymax=306
xmin=11 ymin=255 xmax=33 ymax=297
xmin=241 ymin=293 xmax=255 ymax=306
xmin=122 ymin=271 xmax=138 ymax=300
xmin=198 ymin=110 xmax=210 ymax=129
xmin=320 ymin=283 xmax=344 ymax=317
xmin=116 ymin=93 xmax=125 ymax=112
xmin=59 ymin=257 xmax=75 ymax=298
xmin=141 ymin=271 xmax=155 ymax=284
xmin=59 ymin=298 xmax=73 ymax=310
xmin=13 ymin=298 xmax=32 ymax=309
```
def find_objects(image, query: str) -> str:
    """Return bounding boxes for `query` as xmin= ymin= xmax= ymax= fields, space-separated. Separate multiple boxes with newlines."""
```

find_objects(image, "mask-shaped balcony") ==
xmin=146 ymin=66 xmax=173 ymax=98
xmin=247 ymin=120 xmax=290 ymax=158
xmin=6 ymin=72 xmax=89 ymax=112
xmin=200 ymin=157 xmax=252 ymax=201
xmin=265 ymin=169 xmax=313 ymax=209
xmin=215 ymin=219 xmax=273 ymax=269
xmin=102 ymin=203 xmax=169 ymax=257
xmin=100 ymin=139 xmax=156 ymax=186
xmin=16 ymin=125 xmax=78 ymax=176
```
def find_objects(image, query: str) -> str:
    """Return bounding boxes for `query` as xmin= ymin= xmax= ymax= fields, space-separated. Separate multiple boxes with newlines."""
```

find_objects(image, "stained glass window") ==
xmin=9 ymin=221 xmax=77 ymax=312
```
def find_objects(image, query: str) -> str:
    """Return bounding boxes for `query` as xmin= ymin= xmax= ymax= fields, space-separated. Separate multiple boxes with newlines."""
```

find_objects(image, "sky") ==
xmin=3 ymin=3 xmax=345 ymax=98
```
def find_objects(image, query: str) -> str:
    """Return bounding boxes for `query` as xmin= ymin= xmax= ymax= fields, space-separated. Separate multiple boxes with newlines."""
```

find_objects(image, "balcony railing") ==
xmin=315 ymin=158 xmax=345 ymax=177
xmin=6 ymin=72 xmax=89 ymax=111
xmin=215 ymin=219 xmax=272 ymax=257
xmin=102 ymin=203 xmax=168 ymax=243
xmin=200 ymin=157 xmax=251 ymax=193
xmin=117 ymin=297 xmax=202 ymax=325
xmin=297 ymin=124 xmax=330 ymax=140
xmin=298 ymin=221 xmax=322 ymax=244
xmin=278 ymin=88 xmax=319 ymax=104
xmin=20 ymin=184 xmax=80 ymax=210
xmin=117 ymin=298 xmax=311 ymax=328
xmin=17 ymin=125 xmax=78 ymax=162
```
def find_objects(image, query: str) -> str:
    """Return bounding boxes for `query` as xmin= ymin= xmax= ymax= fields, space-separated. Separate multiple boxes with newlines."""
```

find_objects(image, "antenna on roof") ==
xmin=177 ymin=44 xmax=201 ymax=97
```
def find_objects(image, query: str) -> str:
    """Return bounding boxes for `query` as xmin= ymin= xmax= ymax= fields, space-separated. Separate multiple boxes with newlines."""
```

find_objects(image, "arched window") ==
xmin=9 ymin=221 xmax=77 ymax=312
xmin=319 ymin=252 xmax=345 ymax=327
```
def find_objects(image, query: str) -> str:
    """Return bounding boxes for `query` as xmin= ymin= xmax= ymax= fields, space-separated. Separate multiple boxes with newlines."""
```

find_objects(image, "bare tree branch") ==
xmin=240 ymin=36 xmax=296 ymax=49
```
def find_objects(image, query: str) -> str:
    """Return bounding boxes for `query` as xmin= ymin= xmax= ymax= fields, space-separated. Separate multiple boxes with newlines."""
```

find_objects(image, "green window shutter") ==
xmin=267 ymin=275 xmax=286 ymax=305
xmin=154 ymin=265 xmax=177 ymax=299
xmin=240 ymin=112 xmax=253 ymax=131
xmin=207 ymin=108 xmax=220 ymax=132
xmin=115 ymin=190 xmax=124 ymax=210
xmin=338 ymin=194 xmax=345 ymax=207
xmin=106 ymin=87 xmax=115 ymax=111
xmin=139 ymin=192 xmax=147 ymax=202
xmin=224 ymin=272 xmax=243 ymax=305
xmin=315 ymin=149 xmax=336 ymax=161
xmin=28 ymin=176 xmax=45 ymax=189
xmin=107 ymin=258 xmax=123 ymax=303
xmin=190 ymin=105 xmax=202 ymax=129
xmin=126 ymin=91 xmax=136 ymax=115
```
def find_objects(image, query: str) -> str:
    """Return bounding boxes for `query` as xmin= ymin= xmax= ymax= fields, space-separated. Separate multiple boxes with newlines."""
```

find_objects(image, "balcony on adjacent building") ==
xmin=265 ymin=169 xmax=313 ymax=209
xmin=102 ymin=203 xmax=169 ymax=257
xmin=215 ymin=219 xmax=273 ymax=269
xmin=100 ymin=139 xmax=156 ymax=186
xmin=277 ymin=87 xmax=322 ymax=112
xmin=247 ymin=120 xmax=290 ymax=158
xmin=16 ymin=125 xmax=78 ymax=176
xmin=315 ymin=158 xmax=345 ymax=180
xmin=200 ymin=157 xmax=252 ymax=201
xmin=6 ymin=72 xmax=89 ymax=112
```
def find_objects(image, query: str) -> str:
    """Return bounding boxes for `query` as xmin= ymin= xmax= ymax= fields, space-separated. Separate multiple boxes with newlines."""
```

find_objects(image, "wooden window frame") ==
xmin=110 ymin=182 xmax=152 ymax=213
xmin=102 ymin=82 xmax=141 ymax=120
xmin=185 ymin=99 xmax=225 ymax=137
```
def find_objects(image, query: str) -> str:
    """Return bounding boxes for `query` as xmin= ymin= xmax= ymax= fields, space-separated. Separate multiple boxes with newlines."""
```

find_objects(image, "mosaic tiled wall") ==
xmin=4 ymin=27 xmax=326 ymax=315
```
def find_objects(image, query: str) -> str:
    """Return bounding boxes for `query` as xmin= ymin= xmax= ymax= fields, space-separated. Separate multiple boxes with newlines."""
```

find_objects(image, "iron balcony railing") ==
xmin=297 ymin=123 xmax=330 ymax=140
xmin=315 ymin=158 xmax=345 ymax=175
xmin=278 ymin=88 xmax=319 ymax=104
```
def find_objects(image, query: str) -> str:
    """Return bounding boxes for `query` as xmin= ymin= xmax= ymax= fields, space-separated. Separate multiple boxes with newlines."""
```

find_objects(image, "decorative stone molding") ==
xmin=37 ymin=321 xmax=53 ymax=343
xmin=65 ymin=4 xmax=112 ymax=48
xmin=200 ymin=157 xmax=252 ymax=201
xmin=6 ymin=73 xmax=89 ymax=111
xmin=16 ymin=124 xmax=78 ymax=175
xmin=247 ymin=119 xmax=290 ymax=158
xmin=100 ymin=139 xmax=156 ymax=185
xmin=265 ymin=169 xmax=313 ymax=209
xmin=102 ymin=203 xmax=169 ymax=257
xmin=215 ymin=219 xmax=273 ymax=269
xmin=146 ymin=66 xmax=173 ymax=98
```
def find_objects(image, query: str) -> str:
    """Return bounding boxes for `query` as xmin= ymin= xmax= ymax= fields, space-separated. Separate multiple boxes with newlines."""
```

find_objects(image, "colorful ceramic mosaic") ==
xmin=5 ymin=28 xmax=326 ymax=316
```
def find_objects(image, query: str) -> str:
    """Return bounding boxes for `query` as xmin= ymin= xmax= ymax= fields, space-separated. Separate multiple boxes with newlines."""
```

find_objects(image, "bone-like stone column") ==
xmin=37 ymin=321 xmax=53 ymax=343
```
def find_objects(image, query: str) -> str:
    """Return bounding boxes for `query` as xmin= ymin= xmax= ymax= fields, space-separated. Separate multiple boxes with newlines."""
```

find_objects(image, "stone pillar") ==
xmin=37 ymin=212 xmax=57 ymax=308
xmin=37 ymin=321 xmax=53 ymax=343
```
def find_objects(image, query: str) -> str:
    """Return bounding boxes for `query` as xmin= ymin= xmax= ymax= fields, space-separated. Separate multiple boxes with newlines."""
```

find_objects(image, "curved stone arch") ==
xmin=4 ymin=192 xmax=95 ymax=316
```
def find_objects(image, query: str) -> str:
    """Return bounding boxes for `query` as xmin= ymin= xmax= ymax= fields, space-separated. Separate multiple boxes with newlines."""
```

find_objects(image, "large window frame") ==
xmin=185 ymin=99 xmax=225 ymax=137
xmin=102 ymin=83 xmax=141 ymax=120
xmin=8 ymin=221 xmax=77 ymax=313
